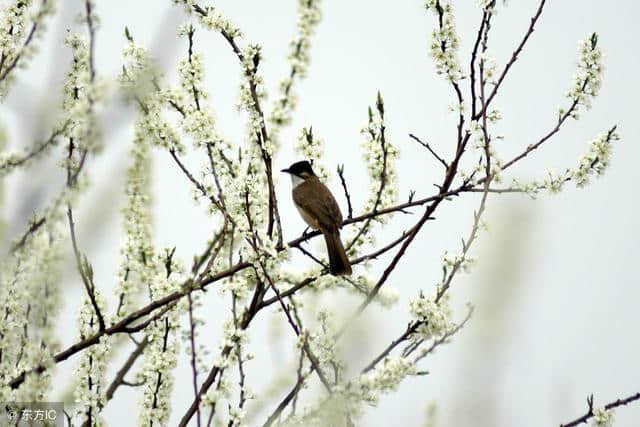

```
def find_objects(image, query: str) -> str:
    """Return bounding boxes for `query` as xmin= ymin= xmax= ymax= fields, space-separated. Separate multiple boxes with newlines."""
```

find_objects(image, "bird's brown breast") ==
xmin=292 ymin=177 xmax=343 ymax=233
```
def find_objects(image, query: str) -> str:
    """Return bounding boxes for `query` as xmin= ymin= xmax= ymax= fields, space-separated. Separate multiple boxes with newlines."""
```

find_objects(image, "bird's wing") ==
xmin=293 ymin=179 xmax=344 ymax=232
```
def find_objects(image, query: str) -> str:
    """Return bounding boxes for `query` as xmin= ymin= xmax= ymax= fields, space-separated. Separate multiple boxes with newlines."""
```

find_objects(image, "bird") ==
xmin=281 ymin=160 xmax=352 ymax=276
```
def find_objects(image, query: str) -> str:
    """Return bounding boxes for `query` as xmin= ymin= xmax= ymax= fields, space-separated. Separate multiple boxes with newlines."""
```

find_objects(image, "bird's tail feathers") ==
xmin=323 ymin=230 xmax=352 ymax=276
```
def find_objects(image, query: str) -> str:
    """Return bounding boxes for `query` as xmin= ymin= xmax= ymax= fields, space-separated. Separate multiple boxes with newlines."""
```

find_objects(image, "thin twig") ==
xmin=473 ymin=0 xmax=547 ymax=120
xmin=67 ymin=206 xmax=105 ymax=331
xmin=8 ymin=262 xmax=250 ymax=389
xmin=560 ymin=392 xmax=640 ymax=427
xmin=187 ymin=293 xmax=202 ymax=427
xmin=409 ymin=133 xmax=448 ymax=169
xmin=104 ymin=337 xmax=149 ymax=401
xmin=0 ymin=124 xmax=68 ymax=175
xmin=336 ymin=164 xmax=354 ymax=219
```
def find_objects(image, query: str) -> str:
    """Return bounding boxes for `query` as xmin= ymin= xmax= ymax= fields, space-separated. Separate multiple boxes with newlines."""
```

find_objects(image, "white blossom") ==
xmin=480 ymin=52 xmax=498 ymax=84
xmin=270 ymin=0 xmax=322 ymax=131
xmin=592 ymin=407 xmax=614 ymax=427
xmin=114 ymin=124 xmax=155 ymax=317
xmin=295 ymin=127 xmax=327 ymax=181
xmin=73 ymin=296 xmax=110 ymax=427
xmin=120 ymin=40 xmax=184 ymax=153
xmin=0 ymin=0 xmax=57 ymax=97
xmin=0 ymin=226 xmax=63 ymax=403
xmin=360 ymin=93 xmax=399 ymax=221
xmin=542 ymin=170 xmax=569 ymax=194
xmin=137 ymin=255 xmax=184 ymax=426
xmin=564 ymin=33 xmax=603 ymax=118
xmin=511 ymin=177 xmax=542 ymax=199
xmin=62 ymin=33 xmax=104 ymax=158
xmin=572 ymin=127 xmax=618 ymax=188
xmin=424 ymin=0 xmax=462 ymax=82
xmin=409 ymin=291 xmax=452 ymax=340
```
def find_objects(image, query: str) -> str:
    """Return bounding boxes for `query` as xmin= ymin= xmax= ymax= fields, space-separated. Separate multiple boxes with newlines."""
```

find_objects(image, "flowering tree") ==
xmin=0 ymin=0 xmax=634 ymax=426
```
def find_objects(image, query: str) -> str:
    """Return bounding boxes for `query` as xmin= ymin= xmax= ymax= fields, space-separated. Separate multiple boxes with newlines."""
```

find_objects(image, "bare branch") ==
xmin=560 ymin=392 xmax=640 ymax=427
xmin=474 ymin=0 xmax=547 ymax=120
xmin=336 ymin=164 xmax=354 ymax=219
xmin=409 ymin=133 xmax=449 ymax=169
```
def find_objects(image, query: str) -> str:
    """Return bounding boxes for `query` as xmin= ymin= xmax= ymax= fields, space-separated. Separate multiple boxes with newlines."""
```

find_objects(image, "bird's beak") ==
xmin=281 ymin=168 xmax=290 ymax=173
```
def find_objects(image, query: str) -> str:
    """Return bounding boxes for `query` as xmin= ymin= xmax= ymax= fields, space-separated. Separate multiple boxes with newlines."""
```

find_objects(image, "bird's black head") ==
xmin=281 ymin=160 xmax=315 ymax=178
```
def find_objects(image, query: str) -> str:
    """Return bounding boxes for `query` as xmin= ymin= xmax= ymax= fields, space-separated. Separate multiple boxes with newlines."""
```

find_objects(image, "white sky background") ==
xmin=2 ymin=0 xmax=640 ymax=426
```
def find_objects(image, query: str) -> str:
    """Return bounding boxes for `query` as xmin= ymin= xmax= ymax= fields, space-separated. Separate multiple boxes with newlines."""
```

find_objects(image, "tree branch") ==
xmin=560 ymin=392 xmax=640 ymax=427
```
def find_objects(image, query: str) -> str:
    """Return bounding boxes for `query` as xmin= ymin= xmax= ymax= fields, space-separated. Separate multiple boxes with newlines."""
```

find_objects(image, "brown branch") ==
xmin=84 ymin=0 xmax=96 ymax=81
xmin=499 ymin=78 xmax=590 ymax=173
xmin=191 ymin=3 xmax=282 ymax=248
xmin=470 ymin=11 xmax=489 ymax=117
xmin=350 ymin=223 xmax=421 ymax=266
xmin=335 ymin=155 xmax=465 ymax=339
xmin=0 ymin=0 xmax=47 ymax=84
xmin=259 ymin=277 xmax=317 ymax=309
xmin=336 ymin=164 xmax=354 ymax=219
xmin=0 ymin=124 xmax=68 ymax=175
xmin=187 ymin=293 xmax=202 ymax=427
xmin=67 ymin=206 xmax=105 ymax=331
xmin=346 ymin=95 xmax=390 ymax=252
xmin=229 ymin=294 xmax=247 ymax=427
xmin=361 ymin=322 xmax=421 ymax=373
xmin=192 ymin=3 xmax=285 ymax=249
xmin=473 ymin=0 xmax=547 ymax=120
xmin=409 ymin=133 xmax=448 ymax=169
xmin=560 ymin=392 xmax=640 ymax=427
xmin=8 ymin=261 xmax=251 ymax=389
xmin=104 ymin=337 xmax=149 ymax=401
xmin=9 ymin=216 xmax=46 ymax=254
xmin=263 ymin=369 xmax=312 ymax=427
xmin=266 ymin=276 xmax=332 ymax=392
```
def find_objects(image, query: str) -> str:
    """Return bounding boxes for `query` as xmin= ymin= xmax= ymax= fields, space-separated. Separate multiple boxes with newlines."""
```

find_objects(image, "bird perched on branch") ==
xmin=282 ymin=160 xmax=352 ymax=276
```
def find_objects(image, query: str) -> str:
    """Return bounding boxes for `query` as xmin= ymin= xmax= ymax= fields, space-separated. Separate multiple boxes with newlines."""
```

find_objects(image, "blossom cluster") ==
xmin=286 ymin=356 xmax=416 ymax=426
xmin=572 ymin=127 xmax=617 ymax=187
xmin=201 ymin=317 xmax=254 ymax=412
xmin=115 ymin=125 xmax=155 ymax=317
xmin=308 ymin=309 xmax=345 ymax=381
xmin=360 ymin=93 xmax=399 ymax=217
xmin=73 ymin=296 xmax=110 ymax=427
xmin=0 ymin=0 xmax=57 ymax=97
xmin=0 ymin=226 xmax=63 ymax=402
xmin=510 ymin=126 xmax=618 ymax=197
xmin=238 ymin=44 xmax=274 ymax=156
xmin=0 ymin=22 xmax=106 ymax=403
xmin=468 ymin=115 xmax=505 ymax=184
xmin=182 ymin=292 xmax=208 ymax=382
xmin=409 ymin=290 xmax=452 ymax=340
xmin=174 ymin=28 xmax=238 ymax=215
xmin=270 ymin=0 xmax=322 ymax=129
xmin=120 ymin=40 xmax=184 ymax=154
xmin=62 ymin=33 xmax=103 ymax=157
xmin=137 ymin=255 xmax=184 ymax=426
xmin=175 ymin=1 xmax=243 ymax=39
xmin=563 ymin=33 xmax=603 ymax=119
xmin=592 ymin=407 xmax=614 ymax=427
xmin=424 ymin=0 xmax=462 ymax=82
xmin=295 ymin=127 xmax=327 ymax=181
xmin=352 ymin=357 xmax=416 ymax=405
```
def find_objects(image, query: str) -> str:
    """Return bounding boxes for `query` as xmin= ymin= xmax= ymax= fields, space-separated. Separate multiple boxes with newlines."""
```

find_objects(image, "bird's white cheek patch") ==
xmin=290 ymin=174 xmax=305 ymax=188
